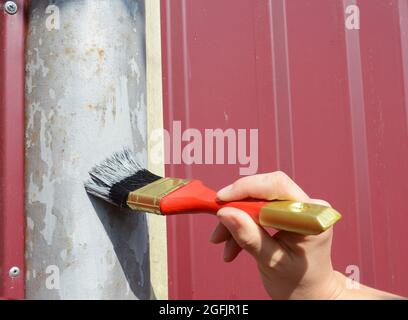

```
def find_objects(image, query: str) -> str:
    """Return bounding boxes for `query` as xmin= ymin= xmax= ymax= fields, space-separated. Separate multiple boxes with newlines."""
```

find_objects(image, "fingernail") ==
xmin=216 ymin=208 xmax=227 ymax=217
xmin=223 ymin=252 xmax=229 ymax=262
xmin=217 ymin=184 xmax=232 ymax=200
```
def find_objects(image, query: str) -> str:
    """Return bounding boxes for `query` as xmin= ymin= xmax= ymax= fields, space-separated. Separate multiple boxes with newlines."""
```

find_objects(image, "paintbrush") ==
xmin=84 ymin=149 xmax=341 ymax=235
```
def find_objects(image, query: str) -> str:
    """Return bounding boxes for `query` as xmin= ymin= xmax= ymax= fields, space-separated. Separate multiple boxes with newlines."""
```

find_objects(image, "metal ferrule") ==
xmin=259 ymin=201 xmax=342 ymax=235
xmin=127 ymin=177 xmax=191 ymax=214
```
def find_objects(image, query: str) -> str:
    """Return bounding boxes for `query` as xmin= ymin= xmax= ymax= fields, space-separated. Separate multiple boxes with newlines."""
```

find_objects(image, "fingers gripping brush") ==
xmin=85 ymin=149 xmax=341 ymax=235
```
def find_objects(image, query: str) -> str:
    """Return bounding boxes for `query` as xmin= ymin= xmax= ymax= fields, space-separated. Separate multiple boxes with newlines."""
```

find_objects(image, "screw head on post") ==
xmin=9 ymin=266 xmax=21 ymax=278
xmin=4 ymin=1 xmax=18 ymax=15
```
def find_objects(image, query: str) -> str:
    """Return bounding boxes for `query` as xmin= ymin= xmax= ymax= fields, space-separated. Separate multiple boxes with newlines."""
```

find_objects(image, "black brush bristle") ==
xmin=109 ymin=169 xmax=162 ymax=208
xmin=84 ymin=149 xmax=162 ymax=208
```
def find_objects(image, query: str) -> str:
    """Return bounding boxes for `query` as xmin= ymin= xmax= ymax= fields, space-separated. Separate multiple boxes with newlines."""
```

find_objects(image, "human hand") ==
xmin=210 ymin=172 xmax=342 ymax=300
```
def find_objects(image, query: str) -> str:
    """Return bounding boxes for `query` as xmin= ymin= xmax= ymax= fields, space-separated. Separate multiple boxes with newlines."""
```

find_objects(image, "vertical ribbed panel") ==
xmin=162 ymin=0 xmax=408 ymax=299
xmin=0 ymin=0 xmax=26 ymax=300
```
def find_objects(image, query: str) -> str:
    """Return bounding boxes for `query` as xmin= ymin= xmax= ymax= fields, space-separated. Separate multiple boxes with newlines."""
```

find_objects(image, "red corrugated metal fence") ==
xmin=0 ymin=0 xmax=26 ymax=299
xmin=162 ymin=0 xmax=408 ymax=299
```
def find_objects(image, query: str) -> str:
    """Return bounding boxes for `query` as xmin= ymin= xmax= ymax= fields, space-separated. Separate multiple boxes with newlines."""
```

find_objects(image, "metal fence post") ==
xmin=25 ymin=0 xmax=150 ymax=299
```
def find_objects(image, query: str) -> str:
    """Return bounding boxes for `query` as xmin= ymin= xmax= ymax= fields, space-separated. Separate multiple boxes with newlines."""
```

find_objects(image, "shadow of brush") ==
xmin=88 ymin=195 xmax=155 ymax=299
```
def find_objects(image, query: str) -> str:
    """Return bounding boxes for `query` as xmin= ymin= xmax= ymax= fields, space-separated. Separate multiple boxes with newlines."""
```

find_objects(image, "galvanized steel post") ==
xmin=25 ymin=0 xmax=150 ymax=299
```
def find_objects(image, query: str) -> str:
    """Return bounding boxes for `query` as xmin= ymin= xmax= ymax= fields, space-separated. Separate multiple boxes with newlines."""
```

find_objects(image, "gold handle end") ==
xmin=259 ymin=201 xmax=342 ymax=235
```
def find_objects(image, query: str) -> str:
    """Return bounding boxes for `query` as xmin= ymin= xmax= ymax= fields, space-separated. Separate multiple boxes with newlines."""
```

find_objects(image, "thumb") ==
xmin=217 ymin=207 xmax=284 ymax=266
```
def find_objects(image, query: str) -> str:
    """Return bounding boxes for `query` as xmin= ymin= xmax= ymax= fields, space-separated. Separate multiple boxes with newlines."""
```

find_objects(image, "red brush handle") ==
xmin=160 ymin=180 xmax=267 ymax=223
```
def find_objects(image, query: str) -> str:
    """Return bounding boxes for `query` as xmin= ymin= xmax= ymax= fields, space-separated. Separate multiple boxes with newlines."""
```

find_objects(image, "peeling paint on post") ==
xmin=25 ymin=0 xmax=150 ymax=299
